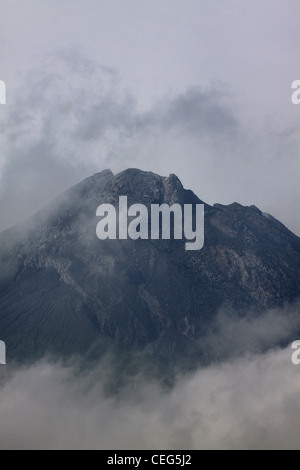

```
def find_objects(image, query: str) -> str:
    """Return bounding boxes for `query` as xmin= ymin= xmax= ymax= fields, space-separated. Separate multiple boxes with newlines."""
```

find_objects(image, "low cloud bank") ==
xmin=0 ymin=303 xmax=299 ymax=450
xmin=0 ymin=344 xmax=299 ymax=450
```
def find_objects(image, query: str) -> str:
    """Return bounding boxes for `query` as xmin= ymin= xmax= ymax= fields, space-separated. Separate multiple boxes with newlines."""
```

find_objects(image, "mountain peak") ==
xmin=93 ymin=169 xmax=115 ymax=179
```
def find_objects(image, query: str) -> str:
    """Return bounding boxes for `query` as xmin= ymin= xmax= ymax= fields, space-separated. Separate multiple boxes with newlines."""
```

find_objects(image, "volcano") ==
xmin=0 ymin=169 xmax=299 ymax=367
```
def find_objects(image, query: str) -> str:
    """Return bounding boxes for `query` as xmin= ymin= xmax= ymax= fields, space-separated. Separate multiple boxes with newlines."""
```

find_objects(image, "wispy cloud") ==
xmin=0 ymin=345 xmax=299 ymax=450
xmin=0 ymin=51 xmax=299 ymax=235
xmin=0 ymin=304 xmax=299 ymax=450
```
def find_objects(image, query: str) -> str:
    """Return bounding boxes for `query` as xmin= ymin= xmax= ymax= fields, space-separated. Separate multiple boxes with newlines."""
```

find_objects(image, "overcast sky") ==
xmin=0 ymin=0 xmax=299 ymax=234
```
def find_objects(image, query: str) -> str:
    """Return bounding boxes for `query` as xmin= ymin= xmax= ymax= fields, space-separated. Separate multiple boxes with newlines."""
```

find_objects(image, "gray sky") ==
xmin=0 ymin=0 xmax=299 ymax=234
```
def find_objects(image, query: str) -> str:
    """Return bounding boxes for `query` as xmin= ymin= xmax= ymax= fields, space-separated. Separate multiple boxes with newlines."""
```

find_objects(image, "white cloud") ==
xmin=0 ymin=345 xmax=299 ymax=450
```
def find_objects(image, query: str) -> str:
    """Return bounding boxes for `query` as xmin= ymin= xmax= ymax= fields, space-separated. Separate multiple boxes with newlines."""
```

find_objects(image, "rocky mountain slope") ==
xmin=0 ymin=169 xmax=299 ymax=366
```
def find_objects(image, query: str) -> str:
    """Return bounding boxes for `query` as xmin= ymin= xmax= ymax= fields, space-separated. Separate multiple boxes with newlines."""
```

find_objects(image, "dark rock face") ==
xmin=0 ymin=169 xmax=299 ymax=364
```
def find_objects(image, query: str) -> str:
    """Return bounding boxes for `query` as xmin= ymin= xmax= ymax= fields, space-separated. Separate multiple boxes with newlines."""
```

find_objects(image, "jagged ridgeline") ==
xmin=0 ymin=169 xmax=300 ymax=367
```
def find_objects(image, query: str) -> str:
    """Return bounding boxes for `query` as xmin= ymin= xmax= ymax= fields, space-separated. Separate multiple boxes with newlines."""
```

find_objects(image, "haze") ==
xmin=0 ymin=0 xmax=299 ymax=234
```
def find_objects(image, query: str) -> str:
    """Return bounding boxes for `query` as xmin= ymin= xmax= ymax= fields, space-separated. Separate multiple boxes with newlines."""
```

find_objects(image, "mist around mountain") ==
xmin=0 ymin=168 xmax=299 ymax=371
